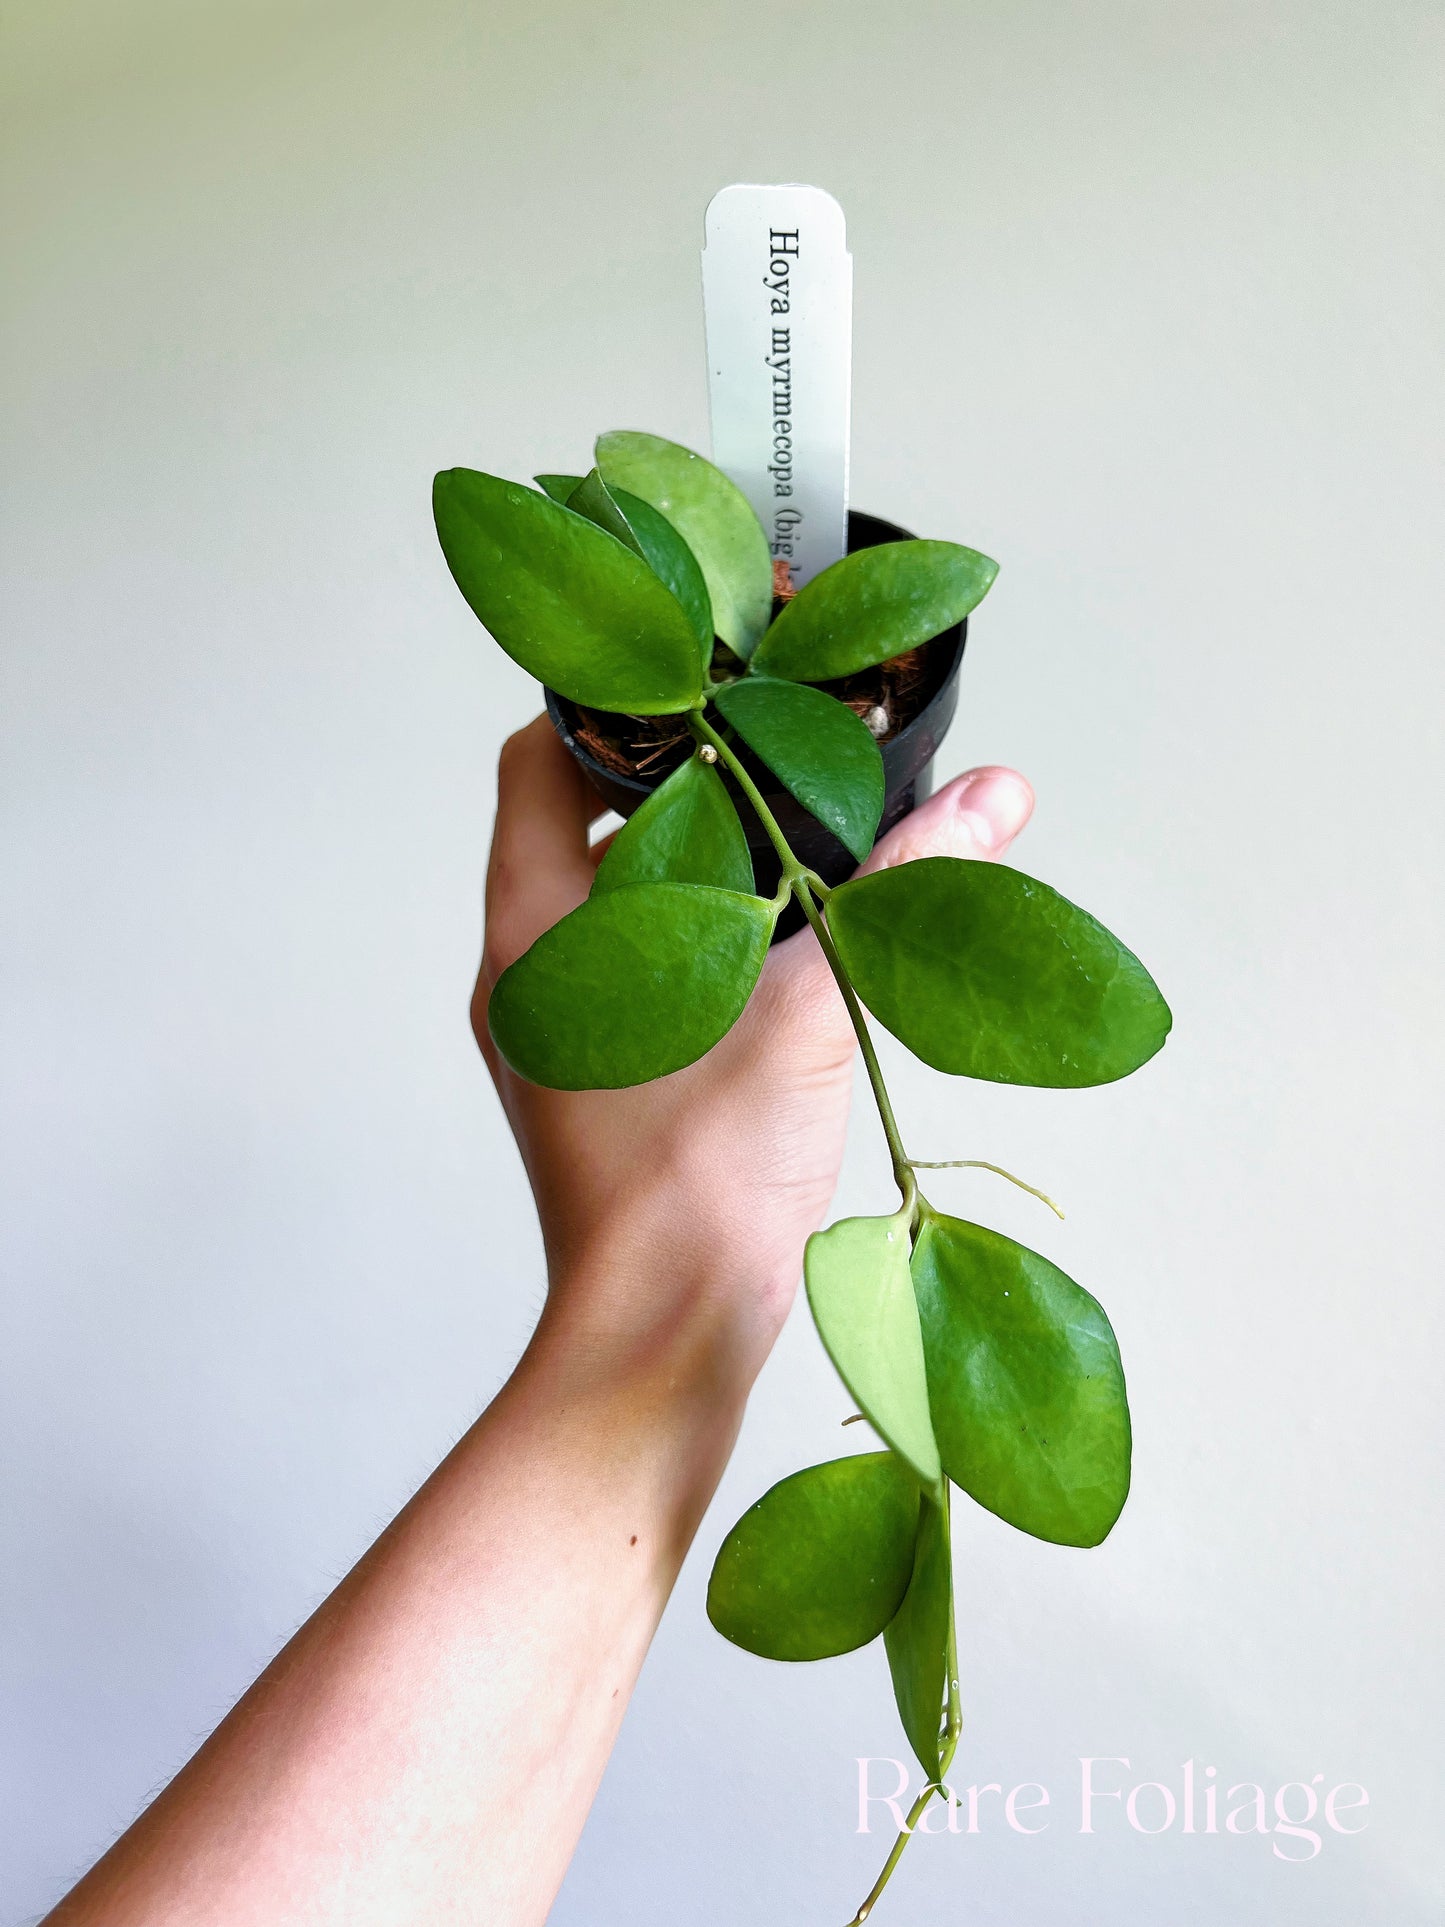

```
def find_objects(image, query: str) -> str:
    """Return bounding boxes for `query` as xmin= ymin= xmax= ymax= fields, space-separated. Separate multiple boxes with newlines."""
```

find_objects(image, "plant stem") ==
xmin=688 ymin=710 xmax=913 ymax=1203
xmin=799 ymin=888 xmax=913 ymax=1200
xmin=943 ymin=1508 xmax=962 ymax=1764
xmin=846 ymin=1784 xmax=935 ymax=1924
xmin=687 ymin=710 xmax=802 ymax=884
xmin=847 ymin=1491 xmax=960 ymax=1924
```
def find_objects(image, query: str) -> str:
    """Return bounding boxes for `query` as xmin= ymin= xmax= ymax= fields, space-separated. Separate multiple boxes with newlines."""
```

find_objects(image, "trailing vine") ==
xmin=434 ymin=430 xmax=1170 ymax=1919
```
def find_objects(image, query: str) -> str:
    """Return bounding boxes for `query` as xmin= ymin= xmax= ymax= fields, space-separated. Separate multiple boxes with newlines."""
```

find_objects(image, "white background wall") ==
xmin=3 ymin=3 xmax=1441 ymax=1921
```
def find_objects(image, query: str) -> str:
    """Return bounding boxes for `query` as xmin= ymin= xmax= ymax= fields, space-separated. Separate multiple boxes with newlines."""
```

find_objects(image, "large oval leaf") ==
xmin=707 ymin=1453 xmax=920 ymax=1660
xmin=596 ymin=430 xmax=772 ymax=658
xmin=911 ymin=1212 xmax=1131 ymax=1547
xmin=884 ymin=1492 xmax=953 ymax=1779
xmin=592 ymin=752 xmax=753 ymax=895
xmin=434 ymin=468 xmax=703 ymax=714
xmin=828 ymin=857 xmax=1172 ymax=1087
xmin=489 ymin=882 xmax=774 ymax=1089
xmin=805 ymin=1214 xmax=940 ymax=1486
xmin=751 ymin=540 xmax=997 ymax=682
xmin=714 ymin=676 xmax=884 ymax=863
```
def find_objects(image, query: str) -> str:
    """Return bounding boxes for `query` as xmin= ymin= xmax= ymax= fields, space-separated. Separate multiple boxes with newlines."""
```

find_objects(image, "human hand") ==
xmin=474 ymin=716 xmax=1033 ymax=1387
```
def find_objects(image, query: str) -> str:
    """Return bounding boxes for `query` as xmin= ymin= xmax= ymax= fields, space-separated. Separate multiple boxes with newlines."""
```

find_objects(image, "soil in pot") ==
xmin=569 ymin=639 xmax=936 ymax=783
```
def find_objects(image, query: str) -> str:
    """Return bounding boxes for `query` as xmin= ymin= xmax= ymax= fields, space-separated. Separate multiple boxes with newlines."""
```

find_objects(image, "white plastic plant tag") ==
xmin=702 ymin=183 xmax=852 ymax=593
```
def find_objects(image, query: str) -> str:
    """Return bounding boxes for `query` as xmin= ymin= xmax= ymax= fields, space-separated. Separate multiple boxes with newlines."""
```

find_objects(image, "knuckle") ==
xmin=496 ymin=727 xmax=531 ymax=784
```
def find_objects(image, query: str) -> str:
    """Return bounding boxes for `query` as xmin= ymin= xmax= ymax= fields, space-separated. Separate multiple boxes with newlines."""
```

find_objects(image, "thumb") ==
xmin=856 ymin=764 xmax=1034 ymax=875
xmin=759 ymin=765 xmax=1035 ymax=1053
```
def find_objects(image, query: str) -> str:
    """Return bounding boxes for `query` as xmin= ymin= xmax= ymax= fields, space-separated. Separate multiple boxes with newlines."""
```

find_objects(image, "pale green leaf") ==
xmin=805 ymin=1214 xmax=941 ymax=1487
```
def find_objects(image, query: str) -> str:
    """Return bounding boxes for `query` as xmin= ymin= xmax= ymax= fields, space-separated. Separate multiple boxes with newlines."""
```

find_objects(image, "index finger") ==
xmin=483 ymin=715 xmax=606 ymax=981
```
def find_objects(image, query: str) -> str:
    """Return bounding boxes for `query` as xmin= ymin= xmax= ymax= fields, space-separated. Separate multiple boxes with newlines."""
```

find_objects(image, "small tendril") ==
xmin=907 ymin=1158 xmax=1065 ymax=1220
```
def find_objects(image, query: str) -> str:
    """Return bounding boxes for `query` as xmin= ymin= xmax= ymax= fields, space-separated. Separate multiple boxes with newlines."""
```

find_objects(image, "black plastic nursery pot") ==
xmin=546 ymin=509 xmax=968 ymax=935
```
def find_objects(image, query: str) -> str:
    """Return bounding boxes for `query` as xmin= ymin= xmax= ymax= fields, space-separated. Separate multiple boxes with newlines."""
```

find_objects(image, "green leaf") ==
xmin=911 ymin=1212 xmax=1131 ymax=1547
xmin=707 ymin=1453 xmax=921 ymax=1661
xmin=534 ymin=473 xmax=582 ymax=503
xmin=488 ymin=882 xmax=774 ymax=1089
xmin=714 ymin=676 xmax=884 ymax=863
xmin=610 ymin=487 xmax=714 ymax=654
xmin=827 ymin=858 xmax=1172 ymax=1087
xmin=751 ymin=540 xmax=997 ymax=682
xmin=565 ymin=467 xmax=646 ymax=556
xmin=884 ymin=1492 xmax=954 ymax=1779
xmin=596 ymin=430 xmax=772 ymax=658
xmin=592 ymin=752 xmax=754 ymax=895
xmin=547 ymin=471 xmax=714 ymax=653
xmin=804 ymin=1215 xmax=941 ymax=1487
xmin=434 ymin=467 xmax=703 ymax=715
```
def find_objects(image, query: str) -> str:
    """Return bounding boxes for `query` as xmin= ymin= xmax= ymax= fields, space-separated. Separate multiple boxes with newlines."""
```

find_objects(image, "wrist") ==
xmin=501 ymin=1256 xmax=755 ymax=1554
xmin=530 ymin=1194 xmax=785 ymax=1414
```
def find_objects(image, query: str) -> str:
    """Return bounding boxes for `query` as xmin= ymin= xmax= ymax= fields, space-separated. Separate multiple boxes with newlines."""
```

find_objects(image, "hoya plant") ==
xmin=434 ymin=430 xmax=1170 ymax=1920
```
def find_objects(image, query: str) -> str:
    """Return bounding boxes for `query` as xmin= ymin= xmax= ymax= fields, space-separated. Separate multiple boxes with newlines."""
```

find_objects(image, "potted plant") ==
xmin=433 ymin=430 xmax=1171 ymax=1921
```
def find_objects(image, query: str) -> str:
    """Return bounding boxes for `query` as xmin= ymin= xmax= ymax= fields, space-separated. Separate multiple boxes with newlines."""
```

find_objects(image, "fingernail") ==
xmin=950 ymin=767 xmax=1034 ymax=852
